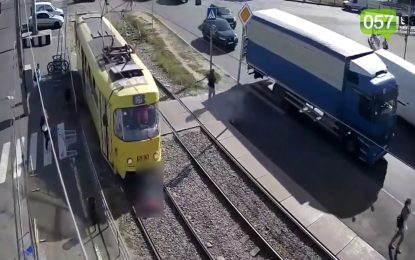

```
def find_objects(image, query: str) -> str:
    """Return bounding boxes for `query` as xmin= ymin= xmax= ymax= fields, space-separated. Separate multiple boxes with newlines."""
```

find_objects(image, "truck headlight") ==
xmin=218 ymin=36 xmax=226 ymax=40
xmin=127 ymin=158 xmax=133 ymax=165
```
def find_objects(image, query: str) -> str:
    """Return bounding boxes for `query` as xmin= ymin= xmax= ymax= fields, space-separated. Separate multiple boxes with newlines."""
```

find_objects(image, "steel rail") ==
xmin=155 ymin=78 xmax=337 ymax=260
xmin=159 ymin=111 xmax=282 ymax=259
xmin=163 ymin=186 xmax=215 ymax=260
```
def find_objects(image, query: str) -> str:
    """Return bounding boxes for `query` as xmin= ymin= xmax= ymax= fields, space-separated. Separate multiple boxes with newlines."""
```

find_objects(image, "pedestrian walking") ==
xmin=87 ymin=196 xmax=98 ymax=228
xmin=40 ymin=114 xmax=50 ymax=150
xmin=64 ymin=88 xmax=71 ymax=107
xmin=33 ymin=63 xmax=41 ymax=88
xmin=389 ymin=198 xmax=412 ymax=254
xmin=207 ymin=69 xmax=216 ymax=100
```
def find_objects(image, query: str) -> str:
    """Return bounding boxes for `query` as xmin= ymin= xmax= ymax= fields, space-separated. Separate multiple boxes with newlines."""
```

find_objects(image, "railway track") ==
xmin=161 ymin=117 xmax=278 ymax=259
xmin=129 ymin=187 xmax=214 ymax=260
xmin=155 ymin=78 xmax=338 ymax=260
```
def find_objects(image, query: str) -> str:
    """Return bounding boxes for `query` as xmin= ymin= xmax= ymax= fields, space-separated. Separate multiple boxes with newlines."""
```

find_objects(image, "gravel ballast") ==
xmin=141 ymin=196 xmax=203 ymax=260
xmin=179 ymin=128 xmax=330 ymax=260
xmin=118 ymin=214 xmax=153 ymax=260
xmin=162 ymin=134 xmax=272 ymax=260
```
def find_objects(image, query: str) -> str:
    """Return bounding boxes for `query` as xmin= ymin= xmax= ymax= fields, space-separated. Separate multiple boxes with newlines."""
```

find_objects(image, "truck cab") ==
xmin=342 ymin=53 xmax=397 ymax=163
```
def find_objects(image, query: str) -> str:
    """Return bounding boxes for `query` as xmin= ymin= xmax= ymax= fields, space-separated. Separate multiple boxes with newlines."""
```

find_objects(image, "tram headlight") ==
xmin=127 ymin=158 xmax=133 ymax=165
xmin=153 ymin=152 xmax=159 ymax=160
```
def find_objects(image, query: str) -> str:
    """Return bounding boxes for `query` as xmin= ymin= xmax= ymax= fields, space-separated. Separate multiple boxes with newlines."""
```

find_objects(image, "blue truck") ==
xmin=245 ymin=9 xmax=398 ymax=164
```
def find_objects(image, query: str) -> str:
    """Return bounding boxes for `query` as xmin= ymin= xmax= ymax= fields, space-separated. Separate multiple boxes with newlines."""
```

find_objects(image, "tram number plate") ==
xmin=137 ymin=154 xmax=150 ymax=162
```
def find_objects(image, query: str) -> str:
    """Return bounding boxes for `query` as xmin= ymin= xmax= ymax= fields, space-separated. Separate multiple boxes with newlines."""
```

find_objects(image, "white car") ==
xmin=35 ymin=2 xmax=64 ymax=17
xmin=29 ymin=11 xmax=64 ymax=29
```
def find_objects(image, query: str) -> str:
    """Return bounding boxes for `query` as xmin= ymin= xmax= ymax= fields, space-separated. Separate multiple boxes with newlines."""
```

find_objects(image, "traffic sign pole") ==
xmin=210 ymin=26 xmax=213 ymax=71
xmin=237 ymin=26 xmax=246 ymax=86
xmin=206 ymin=7 xmax=217 ymax=71
xmin=237 ymin=3 xmax=252 ymax=86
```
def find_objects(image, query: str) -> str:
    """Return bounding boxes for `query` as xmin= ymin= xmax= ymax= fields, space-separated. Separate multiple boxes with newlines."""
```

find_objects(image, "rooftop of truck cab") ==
xmin=251 ymin=9 xmax=373 ymax=60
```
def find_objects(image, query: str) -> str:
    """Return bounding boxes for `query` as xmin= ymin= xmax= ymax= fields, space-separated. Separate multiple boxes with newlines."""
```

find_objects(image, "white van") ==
xmin=375 ymin=49 xmax=415 ymax=126
xmin=343 ymin=0 xmax=388 ymax=11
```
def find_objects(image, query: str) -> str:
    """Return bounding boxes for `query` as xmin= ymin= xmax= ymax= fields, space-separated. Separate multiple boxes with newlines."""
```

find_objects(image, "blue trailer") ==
xmin=245 ymin=9 xmax=398 ymax=164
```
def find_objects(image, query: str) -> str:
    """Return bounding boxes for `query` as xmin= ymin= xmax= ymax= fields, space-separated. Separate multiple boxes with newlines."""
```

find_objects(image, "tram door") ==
xmin=100 ymin=93 xmax=110 ymax=161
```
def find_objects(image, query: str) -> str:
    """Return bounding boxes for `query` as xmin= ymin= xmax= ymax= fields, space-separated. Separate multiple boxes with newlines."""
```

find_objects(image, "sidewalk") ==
xmin=0 ymin=0 xmax=30 ymax=258
xmin=23 ymin=27 xmax=125 ymax=259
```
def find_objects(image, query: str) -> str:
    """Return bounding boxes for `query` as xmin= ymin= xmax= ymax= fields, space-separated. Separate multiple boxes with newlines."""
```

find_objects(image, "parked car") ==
xmin=209 ymin=4 xmax=236 ymax=29
xmin=35 ymin=2 xmax=64 ymax=17
xmin=201 ymin=18 xmax=238 ymax=50
xmin=29 ymin=11 xmax=64 ymax=29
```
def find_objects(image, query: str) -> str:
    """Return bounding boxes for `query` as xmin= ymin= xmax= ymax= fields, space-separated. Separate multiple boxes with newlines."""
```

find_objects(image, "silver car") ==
xmin=29 ymin=11 xmax=64 ymax=29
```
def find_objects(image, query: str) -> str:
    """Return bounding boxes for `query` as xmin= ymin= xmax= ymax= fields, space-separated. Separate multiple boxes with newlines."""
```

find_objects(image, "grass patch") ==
xmin=121 ymin=14 xmax=203 ymax=90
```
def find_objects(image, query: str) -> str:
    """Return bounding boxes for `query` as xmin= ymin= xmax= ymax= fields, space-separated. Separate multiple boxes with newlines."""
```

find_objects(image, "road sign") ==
xmin=207 ymin=7 xmax=217 ymax=21
xmin=238 ymin=3 xmax=252 ymax=25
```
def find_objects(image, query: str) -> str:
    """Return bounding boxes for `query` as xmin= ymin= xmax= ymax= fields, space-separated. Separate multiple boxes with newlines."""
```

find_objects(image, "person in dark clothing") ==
xmin=389 ymin=198 xmax=412 ymax=254
xmin=64 ymin=88 xmax=71 ymax=107
xmin=40 ymin=115 xmax=50 ymax=150
xmin=87 ymin=196 xmax=98 ymax=228
xmin=33 ymin=63 xmax=41 ymax=88
xmin=207 ymin=69 xmax=216 ymax=100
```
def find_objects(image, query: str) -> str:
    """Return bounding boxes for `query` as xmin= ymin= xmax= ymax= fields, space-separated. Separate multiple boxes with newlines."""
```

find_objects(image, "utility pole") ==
xmin=209 ymin=25 xmax=215 ymax=71
xmin=31 ymin=0 xmax=38 ymax=35
xmin=404 ymin=0 xmax=412 ymax=60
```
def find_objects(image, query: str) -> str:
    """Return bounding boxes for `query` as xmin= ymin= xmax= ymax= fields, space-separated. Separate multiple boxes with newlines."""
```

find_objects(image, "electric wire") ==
xmin=21 ymin=1 xmax=89 ymax=259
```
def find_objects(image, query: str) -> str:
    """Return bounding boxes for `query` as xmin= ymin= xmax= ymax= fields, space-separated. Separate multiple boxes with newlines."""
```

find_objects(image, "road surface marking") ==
xmin=29 ymin=132 xmax=38 ymax=172
xmin=14 ymin=137 xmax=25 ymax=179
xmin=43 ymin=135 xmax=52 ymax=167
xmin=0 ymin=142 xmax=11 ymax=184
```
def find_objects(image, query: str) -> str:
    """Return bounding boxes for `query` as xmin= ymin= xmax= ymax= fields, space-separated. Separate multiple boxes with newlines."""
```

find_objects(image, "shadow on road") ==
xmin=156 ymin=0 xmax=186 ymax=6
xmin=197 ymin=83 xmax=387 ymax=219
xmin=341 ymin=8 xmax=361 ymax=14
xmin=190 ymin=37 xmax=233 ymax=56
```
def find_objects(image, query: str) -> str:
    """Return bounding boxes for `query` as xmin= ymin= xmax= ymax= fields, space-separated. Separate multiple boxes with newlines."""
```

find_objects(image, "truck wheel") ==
xmin=272 ymin=83 xmax=286 ymax=107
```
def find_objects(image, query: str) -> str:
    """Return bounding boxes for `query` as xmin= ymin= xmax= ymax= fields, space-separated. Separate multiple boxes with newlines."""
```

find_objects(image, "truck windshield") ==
xmin=114 ymin=104 xmax=159 ymax=141
xmin=374 ymin=89 xmax=397 ymax=119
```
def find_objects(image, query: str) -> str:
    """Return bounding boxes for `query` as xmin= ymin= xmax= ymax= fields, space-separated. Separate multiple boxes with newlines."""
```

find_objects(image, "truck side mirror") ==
xmin=103 ymin=114 xmax=108 ymax=126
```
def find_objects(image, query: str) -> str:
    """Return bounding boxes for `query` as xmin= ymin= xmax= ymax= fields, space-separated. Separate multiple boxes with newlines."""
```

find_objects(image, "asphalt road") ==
xmin=123 ymin=0 xmax=415 ymax=85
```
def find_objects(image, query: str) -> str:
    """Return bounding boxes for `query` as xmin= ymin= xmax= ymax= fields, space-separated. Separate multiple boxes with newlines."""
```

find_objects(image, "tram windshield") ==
xmin=114 ymin=104 xmax=159 ymax=141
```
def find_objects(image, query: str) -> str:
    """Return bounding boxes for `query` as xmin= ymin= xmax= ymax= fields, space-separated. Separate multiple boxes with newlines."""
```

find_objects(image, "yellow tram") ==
xmin=75 ymin=14 xmax=161 ymax=178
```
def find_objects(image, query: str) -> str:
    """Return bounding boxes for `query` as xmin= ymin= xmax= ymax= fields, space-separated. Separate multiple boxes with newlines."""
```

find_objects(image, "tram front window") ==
xmin=114 ymin=104 xmax=159 ymax=141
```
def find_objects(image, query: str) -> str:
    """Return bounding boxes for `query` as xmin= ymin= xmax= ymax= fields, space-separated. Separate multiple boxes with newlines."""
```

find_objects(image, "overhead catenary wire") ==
xmin=21 ymin=1 xmax=89 ymax=259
